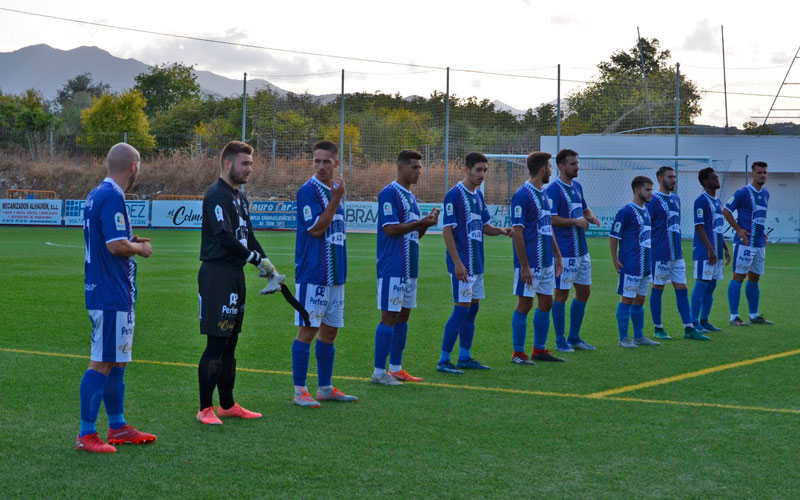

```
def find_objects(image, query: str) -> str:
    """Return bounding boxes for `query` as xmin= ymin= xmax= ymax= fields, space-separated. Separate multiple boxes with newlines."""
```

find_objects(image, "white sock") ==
xmin=373 ymin=368 xmax=386 ymax=377
xmin=318 ymin=385 xmax=332 ymax=392
xmin=294 ymin=385 xmax=308 ymax=393
xmin=750 ymin=312 xmax=759 ymax=319
xmin=731 ymin=314 xmax=739 ymax=322
xmin=684 ymin=323 xmax=693 ymax=328
xmin=389 ymin=364 xmax=402 ymax=373
xmin=654 ymin=324 xmax=663 ymax=328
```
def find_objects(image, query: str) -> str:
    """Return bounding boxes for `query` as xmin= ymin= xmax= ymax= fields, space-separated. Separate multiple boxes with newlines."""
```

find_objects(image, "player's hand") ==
xmin=520 ymin=266 xmax=533 ymax=285
xmin=331 ymin=176 xmax=345 ymax=200
xmin=612 ymin=258 xmax=621 ymax=274
xmin=587 ymin=216 xmax=601 ymax=227
xmin=574 ymin=218 xmax=590 ymax=231
xmin=708 ymin=251 xmax=717 ymax=266
xmin=257 ymin=258 xmax=275 ymax=278
xmin=454 ymin=262 xmax=468 ymax=282
xmin=555 ymin=257 xmax=563 ymax=278
xmin=724 ymin=251 xmax=731 ymax=266
xmin=737 ymin=228 xmax=750 ymax=246
xmin=133 ymin=235 xmax=151 ymax=243
xmin=502 ymin=227 xmax=514 ymax=237
xmin=421 ymin=209 xmax=439 ymax=227
xmin=138 ymin=241 xmax=153 ymax=258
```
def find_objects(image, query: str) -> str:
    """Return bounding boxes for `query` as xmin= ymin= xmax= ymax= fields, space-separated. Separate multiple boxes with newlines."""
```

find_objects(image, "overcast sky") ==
xmin=1 ymin=0 xmax=798 ymax=128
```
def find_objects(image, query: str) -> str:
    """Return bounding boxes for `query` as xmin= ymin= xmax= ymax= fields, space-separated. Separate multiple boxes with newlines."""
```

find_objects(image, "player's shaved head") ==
xmin=107 ymin=143 xmax=140 ymax=173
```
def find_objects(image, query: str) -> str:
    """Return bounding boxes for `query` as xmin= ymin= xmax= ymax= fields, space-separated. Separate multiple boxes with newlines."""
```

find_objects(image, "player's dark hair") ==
xmin=555 ymin=149 xmax=578 ymax=166
xmin=465 ymin=152 xmax=488 ymax=169
xmin=656 ymin=166 xmax=674 ymax=179
xmin=631 ymin=176 xmax=653 ymax=191
xmin=313 ymin=140 xmax=339 ymax=157
xmin=397 ymin=149 xmax=422 ymax=166
xmin=698 ymin=167 xmax=715 ymax=187
xmin=751 ymin=161 xmax=768 ymax=171
xmin=526 ymin=151 xmax=552 ymax=176
xmin=220 ymin=141 xmax=253 ymax=170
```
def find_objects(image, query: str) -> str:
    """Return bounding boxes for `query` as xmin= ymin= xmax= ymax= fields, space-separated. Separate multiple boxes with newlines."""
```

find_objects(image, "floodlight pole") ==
xmin=556 ymin=64 xmax=561 ymax=153
xmin=241 ymin=73 xmax=247 ymax=142
xmin=340 ymin=69 xmax=345 ymax=175
xmin=721 ymin=26 xmax=729 ymax=130
xmin=444 ymin=67 xmax=450 ymax=193
xmin=675 ymin=63 xmax=680 ymax=157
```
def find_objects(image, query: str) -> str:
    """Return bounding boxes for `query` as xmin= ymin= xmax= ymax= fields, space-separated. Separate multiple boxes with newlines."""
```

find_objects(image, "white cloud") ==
xmin=681 ymin=19 xmax=717 ymax=52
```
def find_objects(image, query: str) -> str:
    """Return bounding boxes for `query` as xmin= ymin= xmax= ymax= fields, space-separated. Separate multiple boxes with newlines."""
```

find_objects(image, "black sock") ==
xmin=198 ymin=335 xmax=228 ymax=410
xmin=217 ymin=333 xmax=239 ymax=410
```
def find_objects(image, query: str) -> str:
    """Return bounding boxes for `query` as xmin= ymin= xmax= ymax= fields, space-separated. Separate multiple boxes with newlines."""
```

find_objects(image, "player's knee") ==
xmin=537 ymin=295 xmax=553 ymax=312
xmin=575 ymin=285 xmax=590 ymax=301
xmin=747 ymin=272 xmax=760 ymax=282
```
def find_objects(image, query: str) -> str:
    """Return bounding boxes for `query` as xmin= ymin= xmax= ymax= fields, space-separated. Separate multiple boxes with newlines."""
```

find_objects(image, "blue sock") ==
xmin=440 ymin=305 xmax=469 ymax=364
xmin=551 ymin=300 xmax=566 ymax=341
xmin=630 ymin=304 xmax=645 ymax=338
xmin=511 ymin=310 xmax=528 ymax=352
xmin=745 ymin=280 xmax=760 ymax=317
xmin=649 ymin=287 xmax=663 ymax=326
xmin=701 ymin=280 xmax=717 ymax=321
xmin=103 ymin=366 xmax=127 ymax=430
xmin=568 ymin=299 xmax=587 ymax=342
xmin=533 ymin=308 xmax=550 ymax=350
xmin=728 ymin=280 xmax=742 ymax=315
xmin=691 ymin=281 xmax=708 ymax=325
xmin=389 ymin=322 xmax=408 ymax=367
xmin=616 ymin=303 xmax=631 ymax=341
xmin=675 ymin=288 xmax=692 ymax=326
xmin=291 ymin=340 xmax=311 ymax=387
xmin=373 ymin=322 xmax=394 ymax=370
xmin=315 ymin=339 xmax=335 ymax=388
xmin=458 ymin=303 xmax=480 ymax=361
xmin=79 ymin=369 xmax=108 ymax=437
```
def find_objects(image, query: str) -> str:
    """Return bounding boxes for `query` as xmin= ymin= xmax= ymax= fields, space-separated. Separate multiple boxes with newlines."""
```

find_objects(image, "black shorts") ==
xmin=198 ymin=261 xmax=246 ymax=337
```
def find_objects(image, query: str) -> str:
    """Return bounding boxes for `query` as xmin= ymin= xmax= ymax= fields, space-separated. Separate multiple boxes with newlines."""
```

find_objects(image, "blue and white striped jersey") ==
xmin=647 ymin=192 xmax=683 ymax=261
xmin=377 ymin=181 xmax=421 ymax=279
xmin=725 ymin=184 xmax=769 ymax=248
xmin=295 ymin=176 xmax=347 ymax=285
xmin=610 ymin=202 xmax=652 ymax=277
xmin=511 ymin=181 xmax=554 ymax=269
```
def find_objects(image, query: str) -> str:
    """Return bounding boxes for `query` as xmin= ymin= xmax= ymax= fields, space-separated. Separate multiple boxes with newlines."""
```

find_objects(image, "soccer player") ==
xmin=723 ymin=161 xmax=773 ymax=326
xmin=371 ymin=150 xmax=440 ymax=385
xmin=77 ymin=143 xmax=156 ymax=452
xmin=610 ymin=176 xmax=660 ymax=348
xmin=197 ymin=141 xmax=283 ymax=425
xmin=291 ymin=140 xmax=357 ymax=406
xmin=546 ymin=149 xmax=600 ymax=352
xmin=510 ymin=152 xmax=564 ymax=364
xmin=437 ymin=152 xmax=513 ymax=374
xmin=647 ymin=166 xmax=709 ymax=341
xmin=691 ymin=167 xmax=730 ymax=332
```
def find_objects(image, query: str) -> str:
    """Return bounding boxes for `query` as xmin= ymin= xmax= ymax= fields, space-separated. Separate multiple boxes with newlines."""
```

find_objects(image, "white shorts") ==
xmin=295 ymin=283 xmax=345 ymax=328
xmin=733 ymin=244 xmax=766 ymax=275
xmin=377 ymin=277 xmax=417 ymax=312
xmin=89 ymin=310 xmax=135 ymax=363
xmin=694 ymin=260 xmax=724 ymax=281
xmin=652 ymin=258 xmax=687 ymax=285
xmin=451 ymin=274 xmax=485 ymax=303
xmin=555 ymin=254 xmax=592 ymax=289
xmin=617 ymin=273 xmax=651 ymax=299
xmin=514 ymin=266 xmax=555 ymax=297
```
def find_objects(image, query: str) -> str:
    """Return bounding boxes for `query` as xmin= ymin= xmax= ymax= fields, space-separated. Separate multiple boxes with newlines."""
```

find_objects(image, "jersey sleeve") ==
xmin=480 ymin=192 xmax=491 ymax=225
xmin=545 ymin=184 xmax=564 ymax=217
xmin=443 ymin=189 xmax=458 ymax=228
xmin=204 ymin=194 xmax=233 ymax=235
xmin=725 ymin=189 xmax=743 ymax=213
xmin=378 ymin=189 xmax=399 ymax=227
xmin=577 ymin=183 xmax=588 ymax=211
xmin=511 ymin=190 xmax=527 ymax=227
xmin=297 ymin=185 xmax=323 ymax=230
xmin=694 ymin=197 xmax=705 ymax=226
xmin=609 ymin=208 xmax=627 ymax=240
xmin=100 ymin=194 xmax=129 ymax=244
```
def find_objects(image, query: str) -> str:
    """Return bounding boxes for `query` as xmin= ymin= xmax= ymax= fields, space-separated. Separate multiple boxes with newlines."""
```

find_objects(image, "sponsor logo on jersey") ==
xmin=613 ymin=221 xmax=621 ymax=233
xmin=215 ymin=205 xmax=224 ymax=222
xmin=114 ymin=212 xmax=126 ymax=231
xmin=383 ymin=202 xmax=392 ymax=215
xmin=514 ymin=205 xmax=522 ymax=217
xmin=697 ymin=208 xmax=703 ymax=218
xmin=221 ymin=305 xmax=239 ymax=315
xmin=229 ymin=293 xmax=238 ymax=306
xmin=303 ymin=205 xmax=312 ymax=221
xmin=446 ymin=203 xmax=453 ymax=216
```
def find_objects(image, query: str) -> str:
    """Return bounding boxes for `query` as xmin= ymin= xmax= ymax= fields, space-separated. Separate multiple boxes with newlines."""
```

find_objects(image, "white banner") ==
xmin=64 ymin=199 xmax=150 ymax=227
xmin=0 ymin=199 xmax=62 ymax=225
xmin=151 ymin=200 xmax=203 ymax=228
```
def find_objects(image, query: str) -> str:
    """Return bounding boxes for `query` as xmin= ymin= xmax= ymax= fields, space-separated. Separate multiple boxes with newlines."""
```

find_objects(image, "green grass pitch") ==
xmin=1 ymin=227 xmax=798 ymax=499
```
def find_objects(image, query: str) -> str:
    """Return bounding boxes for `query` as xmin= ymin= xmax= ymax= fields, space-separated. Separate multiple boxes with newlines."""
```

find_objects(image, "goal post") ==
xmin=485 ymin=154 xmax=728 ymax=238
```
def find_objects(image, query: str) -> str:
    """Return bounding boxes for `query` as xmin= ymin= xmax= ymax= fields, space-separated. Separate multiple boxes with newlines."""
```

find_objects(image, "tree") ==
xmin=134 ymin=62 xmax=201 ymax=116
xmin=55 ymin=73 xmax=110 ymax=134
xmin=323 ymin=123 xmax=363 ymax=155
xmin=564 ymin=38 xmax=702 ymax=134
xmin=79 ymin=90 xmax=155 ymax=153
xmin=742 ymin=121 xmax=776 ymax=135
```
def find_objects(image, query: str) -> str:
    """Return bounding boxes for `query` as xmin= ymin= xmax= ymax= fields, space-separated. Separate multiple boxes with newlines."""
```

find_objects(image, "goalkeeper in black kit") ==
xmin=196 ymin=140 xmax=284 ymax=425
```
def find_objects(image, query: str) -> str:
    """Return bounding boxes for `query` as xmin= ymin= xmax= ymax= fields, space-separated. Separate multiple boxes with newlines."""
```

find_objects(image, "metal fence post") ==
xmin=556 ymin=64 xmax=561 ymax=153
xmin=444 ymin=67 xmax=450 ymax=195
xmin=340 ymin=69 xmax=345 ymax=175
xmin=123 ymin=131 xmax=127 ymax=143
xmin=675 ymin=63 xmax=680 ymax=157
xmin=49 ymin=129 xmax=54 ymax=164
xmin=241 ymin=72 xmax=247 ymax=142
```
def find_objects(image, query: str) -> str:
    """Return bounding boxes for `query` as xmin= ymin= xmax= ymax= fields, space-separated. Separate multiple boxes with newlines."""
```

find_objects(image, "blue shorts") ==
xmin=89 ymin=310 xmax=135 ymax=363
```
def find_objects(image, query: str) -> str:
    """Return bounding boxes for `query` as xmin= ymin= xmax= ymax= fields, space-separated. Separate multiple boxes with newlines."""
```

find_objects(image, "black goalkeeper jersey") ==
xmin=200 ymin=178 xmax=265 ymax=266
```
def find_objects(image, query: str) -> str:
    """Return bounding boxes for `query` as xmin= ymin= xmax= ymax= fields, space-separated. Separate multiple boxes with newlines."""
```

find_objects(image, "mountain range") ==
xmin=0 ymin=44 xmax=529 ymax=115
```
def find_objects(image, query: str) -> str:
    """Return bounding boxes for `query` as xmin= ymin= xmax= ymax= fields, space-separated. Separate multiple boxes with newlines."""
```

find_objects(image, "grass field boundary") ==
xmin=586 ymin=348 xmax=800 ymax=398
xmin=3 ymin=347 xmax=798 ymax=416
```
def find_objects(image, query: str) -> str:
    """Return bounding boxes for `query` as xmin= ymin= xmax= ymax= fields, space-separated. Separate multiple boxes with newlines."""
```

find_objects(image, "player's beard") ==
xmin=230 ymin=168 xmax=249 ymax=185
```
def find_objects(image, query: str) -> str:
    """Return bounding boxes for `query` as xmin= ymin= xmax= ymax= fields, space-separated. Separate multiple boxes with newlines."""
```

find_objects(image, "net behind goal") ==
xmin=485 ymin=155 xmax=731 ymax=238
